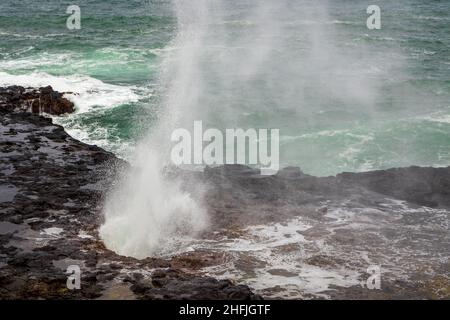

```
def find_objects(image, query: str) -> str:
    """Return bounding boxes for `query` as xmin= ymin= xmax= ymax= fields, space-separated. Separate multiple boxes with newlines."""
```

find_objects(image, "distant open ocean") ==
xmin=1 ymin=0 xmax=450 ymax=176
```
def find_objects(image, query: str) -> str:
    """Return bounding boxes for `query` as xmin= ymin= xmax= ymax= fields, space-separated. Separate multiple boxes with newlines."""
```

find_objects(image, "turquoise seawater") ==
xmin=1 ymin=0 xmax=450 ymax=176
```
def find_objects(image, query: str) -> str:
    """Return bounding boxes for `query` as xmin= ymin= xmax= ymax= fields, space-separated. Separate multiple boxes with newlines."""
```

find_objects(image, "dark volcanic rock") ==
xmin=0 ymin=100 xmax=259 ymax=300
xmin=0 ymin=85 xmax=74 ymax=115
xmin=337 ymin=167 xmax=450 ymax=208
xmin=0 ymin=86 xmax=448 ymax=299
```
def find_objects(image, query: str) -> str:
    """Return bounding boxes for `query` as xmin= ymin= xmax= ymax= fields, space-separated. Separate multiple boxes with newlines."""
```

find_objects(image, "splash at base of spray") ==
xmin=99 ymin=150 xmax=208 ymax=259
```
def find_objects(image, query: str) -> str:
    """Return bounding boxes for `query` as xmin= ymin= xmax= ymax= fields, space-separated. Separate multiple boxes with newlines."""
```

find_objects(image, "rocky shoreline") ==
xmin=0 ymin=85 xmax=74 ymax=115
xmin=0 ymin=87 xmax=258 ymax=299
xmin=0 ymin=86 xmax=449 ymax=299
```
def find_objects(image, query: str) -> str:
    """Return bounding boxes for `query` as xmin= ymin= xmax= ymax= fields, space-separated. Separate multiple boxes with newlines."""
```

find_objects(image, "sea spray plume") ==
xmin=159 ymin=0 xmax=287 ymax=129
xmin=99 ymin=2 xmax=214 ymax=258
xmin=99 ymin=144 xmax=208 ymax=258
xmin=158 ymin=0 xmax=390 ymax=131
xmin=98 ymin=1 xmax=221 ymax=258
xmin=166 ymin=0 xmax=403 ymax=175
xmin=100 ymin=0 xmax=400 ymax=257
xmin=100 ymin=1 xmax=299 ymax=260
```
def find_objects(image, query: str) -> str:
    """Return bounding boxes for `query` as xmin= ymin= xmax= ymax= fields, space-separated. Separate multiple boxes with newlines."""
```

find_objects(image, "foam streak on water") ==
xmin=0 ymin=71 xmax=140 ymax=113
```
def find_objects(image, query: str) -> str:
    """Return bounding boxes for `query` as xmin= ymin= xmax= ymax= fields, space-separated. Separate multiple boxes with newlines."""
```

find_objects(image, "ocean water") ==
xmin=1 ymin=0 xmax=450 ymax=176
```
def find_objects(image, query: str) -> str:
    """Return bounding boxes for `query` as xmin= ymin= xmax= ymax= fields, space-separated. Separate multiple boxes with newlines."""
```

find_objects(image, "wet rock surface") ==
xmin=1 ymin=87 xmax=449 ymax=299
xmin=0 ymin=85 xmax=74 ymax=115
xmin=177 ymin=165 xmax=450 ymax=299
xmin=0 ymin=105 xmax=259 ymax=300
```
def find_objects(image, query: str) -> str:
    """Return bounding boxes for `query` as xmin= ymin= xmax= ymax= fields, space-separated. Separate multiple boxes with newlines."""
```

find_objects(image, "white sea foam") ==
xmin=0 ymin=71 xmax=140 ymax=113
xmin=99 ymin=0 xmax=217 ymax=258
xmin=41 ymin=227 xmax=64 ymax=237
xmin=197 ymin=217 xmax=361 ymax=299
xmin=413 ymin=15 xmax=450 ymax=21
xmin=195 ymin=200 xmax=450 ymax=298
xmin=0 ymin=52 xmax=72 ymax=69
xmin=0 ymin=30 xmax=66 ymax=39
xmin=99 ymin=149 xmax=209 ymax=259
xmin=421 ymin=114 xmax=450 ymax=124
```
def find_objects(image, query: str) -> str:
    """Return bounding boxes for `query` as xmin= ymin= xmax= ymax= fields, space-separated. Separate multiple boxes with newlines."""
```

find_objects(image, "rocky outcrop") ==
xmin=0 ymin=99 xmax=258 ymax=300
xmin=0 ymin=86 xmax=448 ymax=299
xmin=0 ymin=85 xmax=75 ymax=115
xmin=177 ymin=166 xmax=450 ymax=299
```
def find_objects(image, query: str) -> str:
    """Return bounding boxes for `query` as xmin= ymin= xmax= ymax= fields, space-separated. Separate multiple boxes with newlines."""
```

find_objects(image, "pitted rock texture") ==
xmin=0 ymin=86 xmax=448 ymax=299
xmin=0 ymin=106 xmax=259 ymax=300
